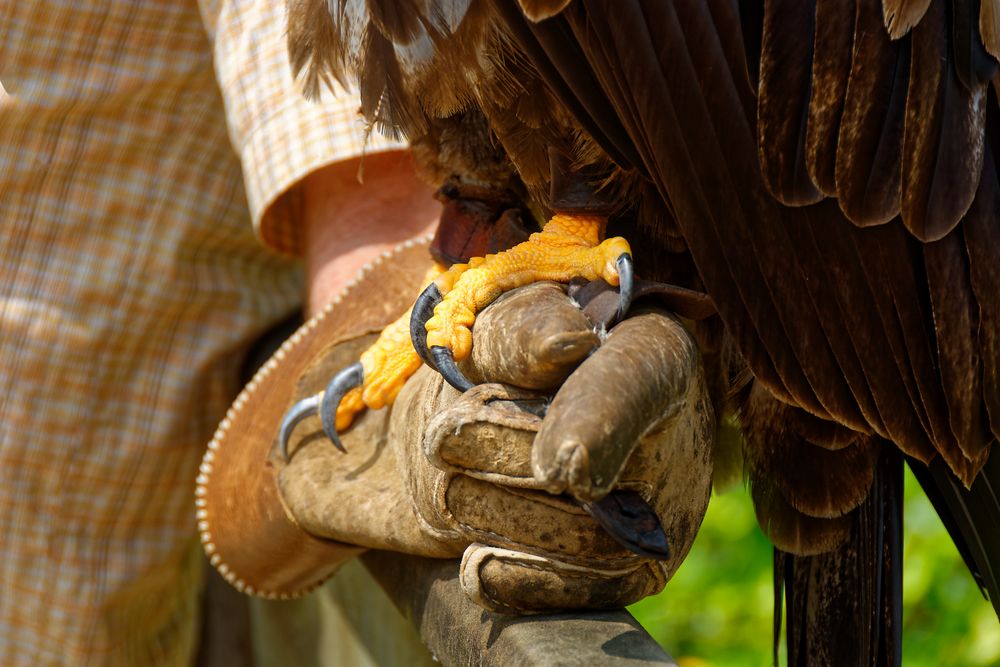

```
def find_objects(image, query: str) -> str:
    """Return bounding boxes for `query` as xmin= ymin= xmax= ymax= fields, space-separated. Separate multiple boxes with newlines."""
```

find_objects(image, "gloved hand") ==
xmin=277 ymin=280 xmax=715 ymax=614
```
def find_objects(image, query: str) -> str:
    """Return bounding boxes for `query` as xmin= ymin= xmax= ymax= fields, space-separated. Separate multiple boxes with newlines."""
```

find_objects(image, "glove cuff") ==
xmin=196 ymin=235 xmax=433 ymax=598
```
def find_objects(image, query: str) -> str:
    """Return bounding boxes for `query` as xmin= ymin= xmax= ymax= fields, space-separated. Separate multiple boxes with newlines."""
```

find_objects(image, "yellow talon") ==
xmin=359 ymin=308 xmax=423 ymax=409
xmin=334 ymin=387 xmax=365 ymax=432
xmin=425 ymin=213 xmax=630 ymax=360
xmin=333 ymin=263 xmax=446 ymax=432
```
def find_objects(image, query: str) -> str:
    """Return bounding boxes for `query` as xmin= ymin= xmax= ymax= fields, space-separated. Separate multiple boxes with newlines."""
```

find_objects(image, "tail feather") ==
xmin=908 ymin=449 xmax=1000 ymax=618
xmin=778 ymin=445 xmax=903 ymax=667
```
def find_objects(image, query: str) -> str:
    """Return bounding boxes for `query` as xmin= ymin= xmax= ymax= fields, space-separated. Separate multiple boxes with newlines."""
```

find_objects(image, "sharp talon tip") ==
xmin=410 ymin=283 xmax=442 ymax=371
xmin=430 ymin=346 xmax=475 ymax=393
xmin=328 ymin=430 xmax=347 ymax=454
xmin=277 ymin=395 xmax=322 ymax=462
xmin=616 ymin=254 xmax=634 ymax=322
xmin=583 ymin=490 xmax=671 ymax=560
xmin=319 ymin=362 xmax=364 ymax=452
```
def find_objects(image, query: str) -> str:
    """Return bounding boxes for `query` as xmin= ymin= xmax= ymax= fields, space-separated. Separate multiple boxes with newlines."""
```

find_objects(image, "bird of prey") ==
xmin=283 ymin=0 xmax=1000 ymax=663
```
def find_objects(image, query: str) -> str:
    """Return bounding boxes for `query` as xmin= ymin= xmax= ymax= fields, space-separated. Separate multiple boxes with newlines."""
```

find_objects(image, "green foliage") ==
xmin=630 ymin=470 xmax=999 ymax=666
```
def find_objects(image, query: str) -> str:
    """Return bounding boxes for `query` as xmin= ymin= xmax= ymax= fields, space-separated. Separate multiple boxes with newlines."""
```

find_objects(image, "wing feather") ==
xmin=882 ymin=0 xmax=932 ymax=38
xmin=757 ymin=0 xmax=824 ymax=205
xmin=835 ymin=0 xmax=909 ymax=226
xmin=853 ymin=225 xmax=962 ymax=460
xmin=808 ymin=217 xmax=939 ymax=461
xmin=554 ymin=0 xmax=802 ymax=409
xmin=611 ymin=0 xmax=859 ymax=420
xmin=517 ymin=0 xmax=573 ymax=22
xmin=952 ymin=0 xmax=999 ymax=90
xmin=782 ymin=204 xmax=886 ymax=435
xmin=805 ymin=0 xmax=856 ymax=196
xmin=981 ymin=0 xmax=1000 ymax=59
xmin=924 ymin=227 xmax=991 ymax=465
xmin=963 ymin=150 xmax=1000 ymax=445
xmin=901 ymin=0 xmax=987 ymax=241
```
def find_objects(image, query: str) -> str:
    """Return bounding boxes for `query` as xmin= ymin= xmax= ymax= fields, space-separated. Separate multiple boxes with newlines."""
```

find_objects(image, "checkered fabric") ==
xmin=0 ymin=1 xmax=400 ymax=664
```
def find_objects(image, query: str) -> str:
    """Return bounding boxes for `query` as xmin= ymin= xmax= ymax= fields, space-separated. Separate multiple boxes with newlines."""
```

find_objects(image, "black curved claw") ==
xmin=410 ymin=283 xmax=442 ymax=371
xmin=616 ymin=253 xmax=634 ymax=322
xmin=319 ymin=362 xmax=364 ymax=452
xmin=583 ymin=490 xmax=671 ymax=560
xmin=277 ymin=394 xmax=321 ymax=462
xmin=430 ymin=345 xmax=475 ymax=393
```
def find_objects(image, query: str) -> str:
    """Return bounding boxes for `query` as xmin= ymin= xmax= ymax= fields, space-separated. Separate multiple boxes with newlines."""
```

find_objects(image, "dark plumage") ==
xmin=289 ymin=0 xmax=1000 ymax=663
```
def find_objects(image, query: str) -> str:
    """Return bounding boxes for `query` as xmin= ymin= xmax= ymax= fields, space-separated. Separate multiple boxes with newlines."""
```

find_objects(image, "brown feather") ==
xmin=924 ymin=228 xmax=991 ymax=463
xmin=835 ymin=0 xmax=908 ymax=226
xmin=882 ymin=0 xmax=932 ymax=38
xmin=757 ymin=0 xmax=824 ymax=205
xmin=901 ymin=0 xmax=987 ymax=241
xmin=553 ymin=0 xmax=809 ymax=412
xmin=403 ymin=1 xmax=493 ymax=118
xmin=358 ymin=27 xmax=427 ymax=138
xmin=952 ymin=0 xmax=999 ymax=91
xmin=805 ymin=216 xmax=941 ymax=462
xmin=622 ymin=0 xmax=877 ymax=426
xmin=805 ymin=0 xmax=856 ymax=196
xmin=365 ymin=0 xmax=426 ymax=43
xmin=287 ymin=0 xmax=350 ymax=100
xmin=963 ymin=152 xmax=1000 ymax=450
xmin=750 ymin=476 xmax=853 ymax=556
xmin=850 ymin=225 xmax=952 ymax=463
xmin=743 ymin=384 xmax=878 ymax=520
xmin=780 ymin=204 xmax=885 ymax=435
xmin=981 ymin=0 xmax=1000 ymax=60
xmin=518 ymin=0 xmax=574 ymax=22
xmin=780 ymin=448 xmax=903 ymax=667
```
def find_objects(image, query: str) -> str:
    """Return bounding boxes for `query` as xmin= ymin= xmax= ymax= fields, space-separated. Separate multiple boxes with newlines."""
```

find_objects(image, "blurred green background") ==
xmin=629 ymin=470 xmax=1000 ymax=666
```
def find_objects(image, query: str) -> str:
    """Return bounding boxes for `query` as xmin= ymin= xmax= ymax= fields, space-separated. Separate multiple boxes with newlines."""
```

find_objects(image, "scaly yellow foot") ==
xmin=279 ymin=263 xmax=449 ymax=459
xmin=331 ymin=264 xmax=446 ymax=434
xmin=424 ymin=214 xmax=631 ymax=361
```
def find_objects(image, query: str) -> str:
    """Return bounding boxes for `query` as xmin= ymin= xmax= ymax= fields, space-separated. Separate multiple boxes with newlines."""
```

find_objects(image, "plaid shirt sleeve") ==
xmin=0 ymin=1 xmax=403 ymax=665
xmin=199 ymin=0 xmax=406 ymax=255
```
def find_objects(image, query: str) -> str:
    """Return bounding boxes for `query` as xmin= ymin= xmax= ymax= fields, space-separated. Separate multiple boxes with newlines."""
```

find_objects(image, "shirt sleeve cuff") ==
xmin=240 ymin=87 xmax=406 ymax=256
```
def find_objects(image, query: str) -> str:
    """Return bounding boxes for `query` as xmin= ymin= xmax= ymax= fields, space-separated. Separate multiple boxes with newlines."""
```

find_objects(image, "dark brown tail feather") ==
xmin=777 ymin=445 xmax=903 ymax=667
xmin=908 ymin=449 xmax=1000 ymax=619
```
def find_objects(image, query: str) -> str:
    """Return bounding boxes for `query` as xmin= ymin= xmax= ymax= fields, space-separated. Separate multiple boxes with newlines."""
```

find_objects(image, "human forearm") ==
xmin=301 ymin=150 xmax=440 ymax=316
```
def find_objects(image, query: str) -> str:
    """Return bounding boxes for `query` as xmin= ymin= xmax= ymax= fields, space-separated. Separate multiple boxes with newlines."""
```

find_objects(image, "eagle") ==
xmin=282 ymin=0 xmax=1000 ymax=663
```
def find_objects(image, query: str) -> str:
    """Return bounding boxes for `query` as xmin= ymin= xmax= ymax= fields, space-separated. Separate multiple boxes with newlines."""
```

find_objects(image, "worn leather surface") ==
xmin=279 ymin=280 xmax=715 ymax=613
xmin=199 ymin=238 xmax=434 ymax=597
xmin=465 ymin=282 xmax=599 ymax=389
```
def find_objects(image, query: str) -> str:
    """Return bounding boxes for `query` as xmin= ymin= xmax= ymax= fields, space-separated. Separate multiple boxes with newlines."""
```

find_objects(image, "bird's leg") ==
xmin=279 ymin=263 xmax=447 ymax=457
xmin=412 ymin=213 xmax=633 ymax=391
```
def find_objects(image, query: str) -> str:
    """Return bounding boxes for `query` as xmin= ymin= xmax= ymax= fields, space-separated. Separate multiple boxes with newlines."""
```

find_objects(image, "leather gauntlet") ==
xmin=199 ymin=238 xmax=714 ymax=613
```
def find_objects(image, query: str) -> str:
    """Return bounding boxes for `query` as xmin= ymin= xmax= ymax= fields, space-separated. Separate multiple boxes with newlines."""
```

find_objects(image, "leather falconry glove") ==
xmin=197 ymin=237 xmax=714 ymax=614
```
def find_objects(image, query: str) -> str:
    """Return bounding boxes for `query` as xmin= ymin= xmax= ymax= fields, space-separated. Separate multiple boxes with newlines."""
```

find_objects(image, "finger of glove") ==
xmin=459 ymin=543 xmax=666 ymax=615
xmin=423 ymin=382 xmax=544 ymax=484
xmin=533 ymin=310 xmax=701 ymax=501
xmin=463 ymin=282 xmax=598 ymax=389
xmin=442 ymin=474 xmax=642 ymax=564
xmin=277 ymin=404 xmax=466 ymax=558
xmin=415 ymin=378 xmax=691 ymax=566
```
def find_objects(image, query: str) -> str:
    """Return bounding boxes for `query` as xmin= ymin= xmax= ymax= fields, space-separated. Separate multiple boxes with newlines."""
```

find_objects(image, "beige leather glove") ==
xmin=278 ymin=281 xmax=715 ymax=614
xmin=198 ymin=238 xmax=714 ymax=610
